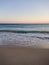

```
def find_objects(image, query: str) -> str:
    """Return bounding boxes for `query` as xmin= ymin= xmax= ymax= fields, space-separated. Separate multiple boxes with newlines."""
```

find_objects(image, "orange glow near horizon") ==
xmin=0 ymin=15 xmax=49 ymax=23
xmin=0 ymin=19 xmax=49 ymax=24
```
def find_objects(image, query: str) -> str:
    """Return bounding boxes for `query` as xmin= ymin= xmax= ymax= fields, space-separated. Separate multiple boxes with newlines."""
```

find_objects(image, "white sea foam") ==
xmin=0 ymin=32 xmax=49 ymax=48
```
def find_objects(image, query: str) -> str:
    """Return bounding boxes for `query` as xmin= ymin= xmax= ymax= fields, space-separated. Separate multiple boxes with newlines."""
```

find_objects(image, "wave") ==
xmin=0 ymin=30 xmax=49 ymax=33
xmin=36 ymin=37 xmax=49 ymax=40
xmin=0 ymin=31 xmax=49 ymax=47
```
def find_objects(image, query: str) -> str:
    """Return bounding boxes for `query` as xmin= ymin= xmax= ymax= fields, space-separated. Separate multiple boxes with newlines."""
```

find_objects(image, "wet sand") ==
xmin=0 ymin=46 xmax=49 ymax=65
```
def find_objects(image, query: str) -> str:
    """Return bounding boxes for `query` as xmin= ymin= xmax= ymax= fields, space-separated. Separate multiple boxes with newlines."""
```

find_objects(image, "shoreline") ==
xmin=0 ymin=45 xmax=49 ymax=65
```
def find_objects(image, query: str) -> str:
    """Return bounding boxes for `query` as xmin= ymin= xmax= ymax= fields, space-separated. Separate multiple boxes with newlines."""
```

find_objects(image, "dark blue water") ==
xmin=0 ymin=24 xmax=49 ymax=48
xmin=0 ymin=24 xmax=49 ymax=33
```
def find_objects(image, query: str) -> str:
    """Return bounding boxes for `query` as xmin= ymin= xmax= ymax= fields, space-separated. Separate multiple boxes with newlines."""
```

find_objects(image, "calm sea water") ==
xmin=0 ymin=24 xmax=49 ymax=48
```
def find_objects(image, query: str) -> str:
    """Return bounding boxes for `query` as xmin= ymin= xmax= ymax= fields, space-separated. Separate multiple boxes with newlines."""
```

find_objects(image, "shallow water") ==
xmin=0 ymin=24 xmax=49 ymax=48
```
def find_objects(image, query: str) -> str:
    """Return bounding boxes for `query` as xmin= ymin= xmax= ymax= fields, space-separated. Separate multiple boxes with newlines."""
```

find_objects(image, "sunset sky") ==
xmin=0 ymin=0 xmax=49 ymax=23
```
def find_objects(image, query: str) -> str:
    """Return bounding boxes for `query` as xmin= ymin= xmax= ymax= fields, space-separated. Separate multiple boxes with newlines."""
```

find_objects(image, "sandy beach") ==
xmin=0 ymin=46 xmax=49 ymax=65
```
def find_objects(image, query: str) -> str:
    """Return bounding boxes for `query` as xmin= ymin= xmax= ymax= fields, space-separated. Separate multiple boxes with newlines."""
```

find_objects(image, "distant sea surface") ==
xmin=0 ymin=24 xmax=49 ymax=48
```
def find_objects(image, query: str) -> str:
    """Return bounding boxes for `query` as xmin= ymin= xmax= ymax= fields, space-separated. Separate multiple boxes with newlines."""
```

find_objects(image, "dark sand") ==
xmin=0 ymin=46 xmax=49 ymax=65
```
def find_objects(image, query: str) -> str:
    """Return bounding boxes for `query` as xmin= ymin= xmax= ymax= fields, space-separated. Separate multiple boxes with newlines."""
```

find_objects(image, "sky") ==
xmin=0 ymin=0 xmax=49 ymax=23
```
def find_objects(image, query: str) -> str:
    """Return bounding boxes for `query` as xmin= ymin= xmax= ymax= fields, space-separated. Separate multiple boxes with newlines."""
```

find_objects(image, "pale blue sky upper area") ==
xmin=0 ymin=0 xmax=49 ymax=23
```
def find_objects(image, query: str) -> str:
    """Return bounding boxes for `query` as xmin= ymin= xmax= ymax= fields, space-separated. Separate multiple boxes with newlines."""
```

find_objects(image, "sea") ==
xmin=0 ymin=24 xmax=49 ymax=48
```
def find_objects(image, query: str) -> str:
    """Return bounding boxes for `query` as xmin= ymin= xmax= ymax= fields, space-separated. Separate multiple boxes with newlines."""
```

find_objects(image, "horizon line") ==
xmin=0 ymin=23 xmax=49 ymax=24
